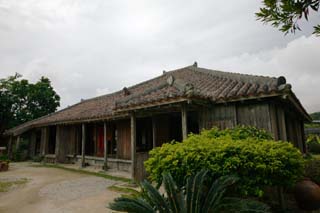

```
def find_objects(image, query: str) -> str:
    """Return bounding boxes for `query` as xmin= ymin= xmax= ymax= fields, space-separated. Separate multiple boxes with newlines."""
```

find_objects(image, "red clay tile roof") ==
xmin=6 ymin=64 xmax=308 ymax=135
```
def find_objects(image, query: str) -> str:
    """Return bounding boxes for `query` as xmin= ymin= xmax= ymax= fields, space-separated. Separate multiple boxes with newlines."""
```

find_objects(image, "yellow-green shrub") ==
xmin=144 ymin=126 xmax=304 ymax=197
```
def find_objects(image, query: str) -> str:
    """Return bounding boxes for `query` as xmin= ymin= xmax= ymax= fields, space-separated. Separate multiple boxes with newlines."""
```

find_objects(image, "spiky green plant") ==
xmin=109 ymin=170 xmax=270 ymax=213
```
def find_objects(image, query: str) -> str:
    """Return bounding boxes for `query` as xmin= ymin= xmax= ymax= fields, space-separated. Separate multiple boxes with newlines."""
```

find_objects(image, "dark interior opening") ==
xmin=35 ymin=130 xmax=41 ymax=155
xmin=75 ymin=125 xmax=82 ymax=155
xmin=169 ymin=113 xmax=182 ymax=142
xmin=107 ymin=124 xmax=117 ymax=157
xmin=96 ymin=124 xmax=104 ymax=157
xmin=136 ymin=117 xmax=153 ymax=152
xmin=48 ymin=126 xmax=56 ymax=154
xmin=187 ymin=111 xmax=199 ymax=134
xmin=85 ymin=124 xmax=95 ymax=156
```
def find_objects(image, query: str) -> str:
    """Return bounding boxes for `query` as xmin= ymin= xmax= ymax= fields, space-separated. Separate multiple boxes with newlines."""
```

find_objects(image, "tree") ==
xmin=256 ymin=0 xmax=320 ymax=36
xmin=0 ymin=73 xmax=60 ymax=135
xmin=310 ymin=112 xmax=320 ymax=120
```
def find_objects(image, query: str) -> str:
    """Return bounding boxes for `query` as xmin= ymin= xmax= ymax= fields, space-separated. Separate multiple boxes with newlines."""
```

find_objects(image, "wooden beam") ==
xmin=103 ymin=122 xmax=108 ymax=170
xmin=41 ymin=127 xmax=48 ymax=156
xmin=269 ymin=104 xmax=279 ymax=140
xmin=81 ymin=123 xmax=86 ymax=168
xmin=55 ymin=126 xmax=60 ymax=163
xmin=131 ymin=113 xmax=136 ymax=180
xmin=301 ymin=121 xmax=307 ymax=153
xmin=277 ymin=108 xmax=287 ymax=141
xmin=30 ymin=131 xmax=37 ymax=157
xmin=93 ymin=124 xmax=97 ymax=156
xmin=181 ymin=104 xmax=188 ymax=140
xmin=152 ymin=116 xmax=157 ymax=148
xmin=8 ymin=136 xmax=13 ymax=160
xmin=16 ymin=135 xmax=21 ymax=151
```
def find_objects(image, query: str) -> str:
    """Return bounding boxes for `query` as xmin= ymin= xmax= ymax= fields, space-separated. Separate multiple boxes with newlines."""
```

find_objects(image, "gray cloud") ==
xmin=209 ymin=35 xmax=320 ymax=113
xmin=0 ymin=0 xmax=318 ymax=112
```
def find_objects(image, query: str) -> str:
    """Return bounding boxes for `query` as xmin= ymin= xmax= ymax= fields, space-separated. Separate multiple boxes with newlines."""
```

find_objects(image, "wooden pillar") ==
xmin=277 ymin=108 xmax=287 ymax=141
xmin=152 ymin=116 xmax=157 ymax=148
xmin=276 ymin=107 xmax=288 ymax=210
xmin=41 ymin=127 xmax=48 ymax=156
xmin=81 ymin=123 xmax=86 ymax=168
xmin=269 ymin=104 xmax=279 ymax=141
xmin=8 ymin=136 xmax=13 ymax=160
xmin=16 ymin=135 xmax=21 ymax=151
xmin=131 ymin=113 xmax=136 ymax=180
xmin=55 ymin=126 xmax=60 ymax=163
xmin=93 ymin=124 xmax=97 ymax=156
xmin=181 ymin=104 xmax=188 ymax=140
xmin=301 ymin=121 xmax=307 ymax=153
xmin=103 ymin=122 xmax=108 ymax=170
xmin=30 ymin=131 xmax=37 ymax=158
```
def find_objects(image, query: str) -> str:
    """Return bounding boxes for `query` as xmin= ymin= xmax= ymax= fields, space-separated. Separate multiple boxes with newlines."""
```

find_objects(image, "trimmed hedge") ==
xmin=145 ymin=126 xmax=304 ymax=197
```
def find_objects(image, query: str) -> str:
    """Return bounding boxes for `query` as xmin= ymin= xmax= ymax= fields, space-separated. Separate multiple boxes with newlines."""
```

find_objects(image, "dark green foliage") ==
xmin=145 ymin=126 xmax=305 ymax=197
xmin=256 ymin=0 xmax=320 ymax=36
xmin=109 ymin=171 xmax=270 ymax=213
xmin=306 ymin=135 xmax=320 ymax=154
xmin=304 ymin=155 xmax=320 ymax=184
xmin=0 ymin=73 xmax=60 ymax=135
xmin=305 ymin=122 xmax=320 ymax=128
xmin=32 ymin=155 xmax=44 ymax=162
xmin=310 ymin=111 xmax=320 ymax=120
xmin=0 ymin=154 xmax=8 ymax=161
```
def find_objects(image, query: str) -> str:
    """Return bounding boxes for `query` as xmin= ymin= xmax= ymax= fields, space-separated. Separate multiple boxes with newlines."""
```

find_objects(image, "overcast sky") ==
xmin=0 ymin=1 xmax=319 ymax=113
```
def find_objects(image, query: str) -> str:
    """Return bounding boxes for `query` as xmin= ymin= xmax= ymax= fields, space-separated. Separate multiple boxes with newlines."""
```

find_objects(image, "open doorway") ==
xmin=35 ymin=130 xmax=41 ymax=155
xmin=136 ymin=117 xmax=153 ymax=153
xmin=188 ymin=111 xmax=199 ymax=135
xmin=48 ymin=126 xmax=56 ymax=154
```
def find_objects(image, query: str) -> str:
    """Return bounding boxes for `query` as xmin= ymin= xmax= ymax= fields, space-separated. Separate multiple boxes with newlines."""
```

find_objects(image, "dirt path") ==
xmin=0 ymin=162 xmax=122 ymax=213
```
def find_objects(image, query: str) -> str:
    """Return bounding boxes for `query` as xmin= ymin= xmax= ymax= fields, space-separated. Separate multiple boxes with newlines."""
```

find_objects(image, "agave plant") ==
xmin=109 ymin=170 xmax=270 ymax=213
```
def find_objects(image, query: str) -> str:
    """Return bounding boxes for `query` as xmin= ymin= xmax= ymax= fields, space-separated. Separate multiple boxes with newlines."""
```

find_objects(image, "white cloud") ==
xmin=0 ymin=0 xmax=318 ymax=113
xmin=210 ymin=35 xmax=320 ymax=113
xmin=95 ymin=87 xmax=110 ymax=96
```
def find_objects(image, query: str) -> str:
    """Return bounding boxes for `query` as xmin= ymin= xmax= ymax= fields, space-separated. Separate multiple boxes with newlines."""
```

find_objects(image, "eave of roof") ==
xmin=5 ymin=63 xmax=310 ymax=135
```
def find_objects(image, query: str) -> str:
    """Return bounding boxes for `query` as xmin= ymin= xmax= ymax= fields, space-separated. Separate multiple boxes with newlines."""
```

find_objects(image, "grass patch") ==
xmin=108 ymin=185 xmax=139 ymax=194
xmin=305 ymin=123 xmax=320 ymax=128
xmin=0 ymin=178 xmax=28 ymax=192
xmin=313 ymin=154 xmax=320 ymax=159
xmin=32 ymin=163 xmax=131 ymax=183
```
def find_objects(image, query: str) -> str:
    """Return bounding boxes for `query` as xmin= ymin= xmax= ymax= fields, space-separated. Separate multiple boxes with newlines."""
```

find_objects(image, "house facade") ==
xmin=5 ymin=63 xmax=310 ymax=181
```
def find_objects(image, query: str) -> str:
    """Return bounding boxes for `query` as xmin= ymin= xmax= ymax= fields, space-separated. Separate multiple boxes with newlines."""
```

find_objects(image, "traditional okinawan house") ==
xmin=5 ymin=63 xmax=311 ymax=180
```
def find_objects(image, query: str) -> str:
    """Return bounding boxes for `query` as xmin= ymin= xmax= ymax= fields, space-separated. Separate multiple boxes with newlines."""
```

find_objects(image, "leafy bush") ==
xmin=109 ymin=170 xmax=270 ymax=213
xmin=32 ymin=155 xmax=44 ymax=162
xmin=145 ymin=126 xmax=305 ymax=197
xmin=306 ymin=135 xmax=320 ymax=154
xmin=305 ymin=155 xmax=320 ymax=185
xmin=0 ymin=154 xmax=8 ymax=161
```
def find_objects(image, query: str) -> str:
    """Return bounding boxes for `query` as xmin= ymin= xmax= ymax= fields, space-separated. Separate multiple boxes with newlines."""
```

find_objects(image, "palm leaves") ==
xmin=109 ymin=170 xmax=270 ymax=213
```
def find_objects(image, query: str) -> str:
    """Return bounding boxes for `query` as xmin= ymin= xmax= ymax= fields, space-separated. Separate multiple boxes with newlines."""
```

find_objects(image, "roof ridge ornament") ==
xmin=193 ymin=61 xmax=198 ymax=67
xmin=167 ymin=75 xmax=175 ymax=86
xmin=123 ymin=87 xmax=130 ymax=96
xmin=277 ymin=76 xmax=286 ymax=86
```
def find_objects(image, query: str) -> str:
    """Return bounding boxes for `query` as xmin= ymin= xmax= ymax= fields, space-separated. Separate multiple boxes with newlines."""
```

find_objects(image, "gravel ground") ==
xmin=39 ymin=176 xmax=117 ymax=201
xmin=0 ymin=162 xmax=122 ymax=213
